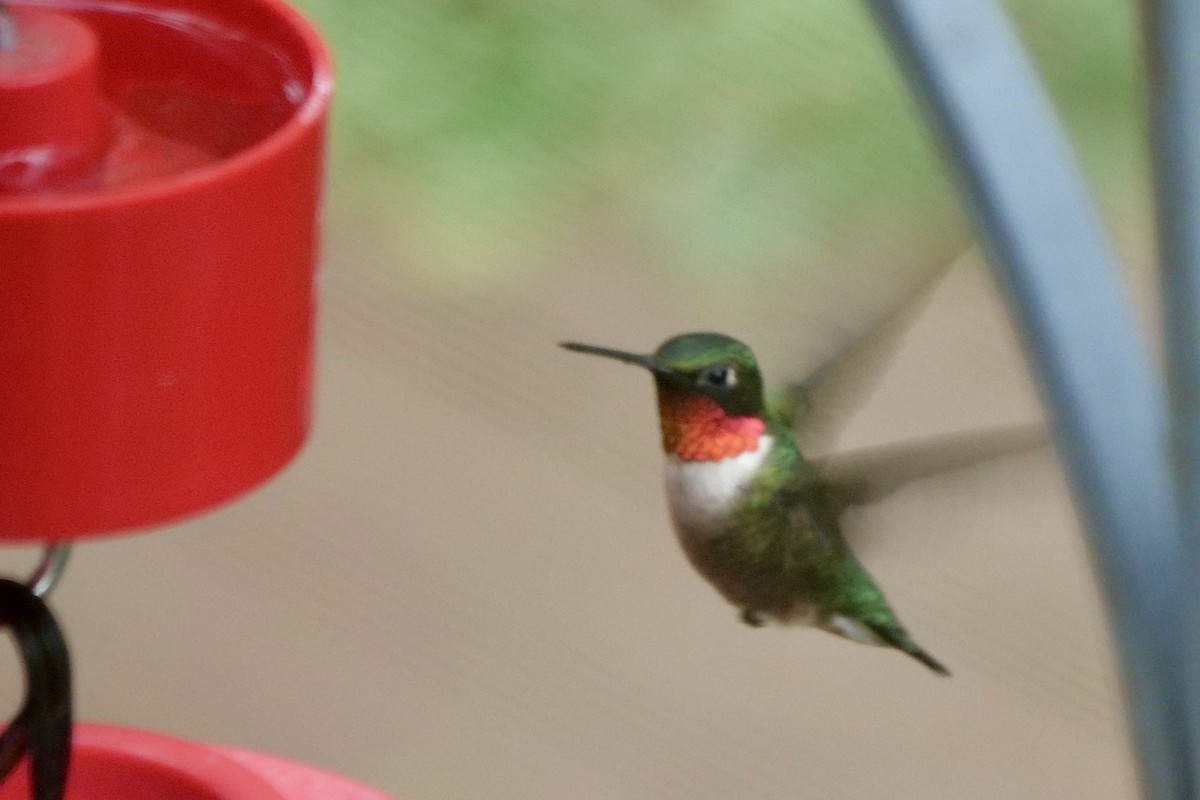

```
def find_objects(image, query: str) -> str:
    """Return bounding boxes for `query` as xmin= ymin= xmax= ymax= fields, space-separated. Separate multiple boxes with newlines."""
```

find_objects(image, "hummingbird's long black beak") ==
xmin=559 ymin=341 xmax=656 ymax=371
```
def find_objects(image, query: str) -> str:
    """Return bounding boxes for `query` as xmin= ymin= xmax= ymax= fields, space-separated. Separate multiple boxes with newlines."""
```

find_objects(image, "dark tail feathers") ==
xmin=867 ymin=621 xmax=950 ymax=677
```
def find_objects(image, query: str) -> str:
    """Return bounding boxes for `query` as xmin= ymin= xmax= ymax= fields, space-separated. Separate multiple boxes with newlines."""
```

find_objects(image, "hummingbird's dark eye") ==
xmin=698 ymin=365 xmax=736 ymax=388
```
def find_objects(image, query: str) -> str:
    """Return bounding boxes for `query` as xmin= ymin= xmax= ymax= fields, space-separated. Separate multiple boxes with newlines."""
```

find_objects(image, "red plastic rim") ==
xmin=0 ymin=724 xmax=284 ymax=800
xmin=0 ymin=0 xmax=334 ymax=209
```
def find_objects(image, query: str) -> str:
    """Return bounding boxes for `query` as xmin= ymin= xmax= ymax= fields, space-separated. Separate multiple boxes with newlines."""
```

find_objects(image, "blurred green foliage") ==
xmin=296 ymin=0 xmax=1144 ymax=293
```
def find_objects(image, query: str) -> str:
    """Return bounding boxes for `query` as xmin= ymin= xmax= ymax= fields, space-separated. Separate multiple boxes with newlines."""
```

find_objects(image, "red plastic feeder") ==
xmin=0 ymin=725 xmax=397 ymax=800
xmin=0 ymin=0 xmax=332 ymax=540
xmin=0 ymin=3 xmax=388 ymax=799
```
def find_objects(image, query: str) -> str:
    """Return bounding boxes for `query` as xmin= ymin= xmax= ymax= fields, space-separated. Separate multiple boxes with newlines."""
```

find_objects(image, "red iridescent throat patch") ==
xmin=657 ymin=391 xmax=766 ymax=461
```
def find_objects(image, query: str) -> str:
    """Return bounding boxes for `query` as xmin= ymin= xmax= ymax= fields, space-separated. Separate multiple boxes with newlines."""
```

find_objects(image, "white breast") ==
xmin=663 ymin=434 xmax=773 ymax=540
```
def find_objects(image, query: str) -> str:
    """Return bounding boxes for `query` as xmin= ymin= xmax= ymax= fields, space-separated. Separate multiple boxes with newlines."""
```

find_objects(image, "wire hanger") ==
xmin=0 ymin=547 xmax=73 ymax=800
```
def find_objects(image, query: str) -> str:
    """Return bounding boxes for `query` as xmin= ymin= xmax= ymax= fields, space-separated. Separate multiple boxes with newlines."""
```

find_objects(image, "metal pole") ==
xmin=1142 ymin=1 xmax=1200 ymax=793
xmin=864 ymin=1 xmax=1188 ymax=797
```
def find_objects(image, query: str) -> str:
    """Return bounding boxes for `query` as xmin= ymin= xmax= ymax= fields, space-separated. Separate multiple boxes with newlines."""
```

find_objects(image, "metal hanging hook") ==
xmin=25 ymin=546 xmax=70 ymax=600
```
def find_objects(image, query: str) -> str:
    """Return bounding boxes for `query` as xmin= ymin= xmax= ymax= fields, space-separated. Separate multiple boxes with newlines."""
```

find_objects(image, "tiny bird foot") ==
xmin=740 ymin=609 xmax=766 ymax=627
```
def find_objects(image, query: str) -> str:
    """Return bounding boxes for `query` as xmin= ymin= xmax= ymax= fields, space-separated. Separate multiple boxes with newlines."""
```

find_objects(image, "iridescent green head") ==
xmin=560 ymin=332 xmax=765 ymax=417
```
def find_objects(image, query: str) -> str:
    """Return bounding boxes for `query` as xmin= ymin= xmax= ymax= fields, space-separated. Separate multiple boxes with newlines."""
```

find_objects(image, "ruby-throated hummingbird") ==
xmin=561 ymin=332 xmax=952 ymax=675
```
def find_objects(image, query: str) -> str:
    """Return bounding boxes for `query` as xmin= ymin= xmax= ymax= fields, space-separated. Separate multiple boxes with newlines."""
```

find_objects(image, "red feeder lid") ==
xmin=0 ymin=0 xmax=333 ymax=540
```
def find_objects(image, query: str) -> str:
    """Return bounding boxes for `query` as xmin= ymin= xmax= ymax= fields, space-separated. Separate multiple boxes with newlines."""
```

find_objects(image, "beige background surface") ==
xmin=2 ymin=239 xmax=1141 ymax=799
